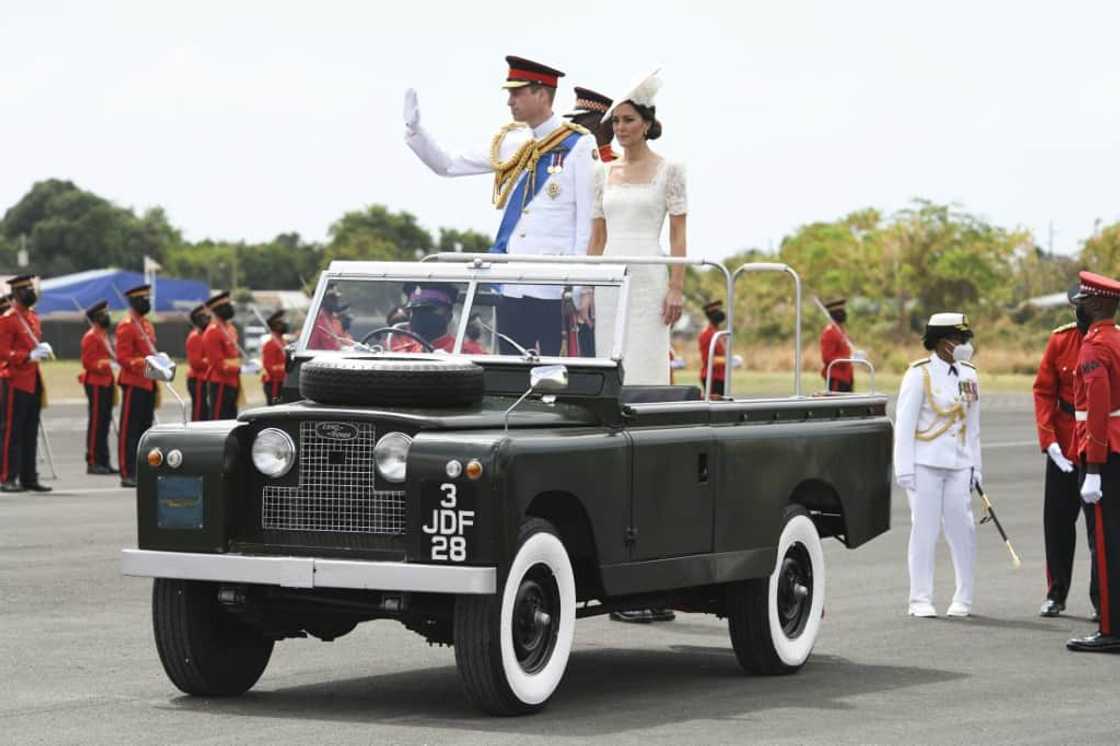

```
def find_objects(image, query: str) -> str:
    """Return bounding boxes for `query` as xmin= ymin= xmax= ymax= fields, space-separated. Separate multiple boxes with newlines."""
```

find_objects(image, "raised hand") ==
xmin=403 ymin=89 xmax=421 ymax=131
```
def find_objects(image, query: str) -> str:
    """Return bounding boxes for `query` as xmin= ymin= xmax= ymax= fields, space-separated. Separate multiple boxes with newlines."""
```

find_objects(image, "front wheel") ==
xmin=727 ymin=505 xmax=825 ymax=674
xmin=152 ymin=579 xmax=274 ymax=696
xmin=454 ymin=518 xmax=576 ymax=715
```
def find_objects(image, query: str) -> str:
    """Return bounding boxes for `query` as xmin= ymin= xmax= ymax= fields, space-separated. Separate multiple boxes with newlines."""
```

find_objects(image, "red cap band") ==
xmin=508 ymin=68 xmax=558 ymax=87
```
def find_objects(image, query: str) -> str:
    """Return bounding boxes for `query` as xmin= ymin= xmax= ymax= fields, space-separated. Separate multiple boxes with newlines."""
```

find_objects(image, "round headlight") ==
xmin=252 ymin=428 xmax=295 ymax=478
xmin=374 ymin=432 xmax=412 ymax=483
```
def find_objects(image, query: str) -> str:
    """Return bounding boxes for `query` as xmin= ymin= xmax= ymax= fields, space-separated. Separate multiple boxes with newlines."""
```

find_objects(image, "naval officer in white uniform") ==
xmin=893 ymin=313 xmax=982 ymax=618
xmin=403 ymin=55 xmax=595 ymax=356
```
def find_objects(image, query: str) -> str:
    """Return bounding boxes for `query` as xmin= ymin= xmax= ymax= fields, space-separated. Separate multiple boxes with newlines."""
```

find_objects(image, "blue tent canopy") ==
xmin=38 ymin=269 xmax=210 ymax=316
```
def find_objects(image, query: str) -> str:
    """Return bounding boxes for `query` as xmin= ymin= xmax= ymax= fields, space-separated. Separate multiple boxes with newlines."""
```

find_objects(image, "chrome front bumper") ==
xmin=120 ymin=549 xmax=496 ymax=594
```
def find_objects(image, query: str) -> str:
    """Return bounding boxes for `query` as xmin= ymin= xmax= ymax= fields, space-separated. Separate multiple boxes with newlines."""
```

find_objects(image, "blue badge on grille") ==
xmin=157 ymin=476 xmax=205 ymax=529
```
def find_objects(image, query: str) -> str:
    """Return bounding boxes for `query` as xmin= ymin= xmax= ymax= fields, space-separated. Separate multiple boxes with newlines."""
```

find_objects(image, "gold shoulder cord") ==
xmin=915 ymin=366 xmax=966 ymax=443
xmin=490 ymin=121 xmax=588 ymax=210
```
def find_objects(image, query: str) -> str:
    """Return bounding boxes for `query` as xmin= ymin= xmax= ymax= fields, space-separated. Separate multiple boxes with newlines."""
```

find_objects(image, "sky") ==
xmin=2 ymin=1 xmax=1118 ymax=262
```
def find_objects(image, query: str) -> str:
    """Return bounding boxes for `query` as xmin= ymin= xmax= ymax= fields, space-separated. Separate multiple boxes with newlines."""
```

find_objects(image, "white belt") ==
xmin=1074 ymin=409 xmax=1120 ymax=421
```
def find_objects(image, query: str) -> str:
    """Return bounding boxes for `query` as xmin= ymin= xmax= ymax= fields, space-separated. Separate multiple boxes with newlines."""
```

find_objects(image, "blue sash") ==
xmin=490 ymin=131 xmax=582 ymax=254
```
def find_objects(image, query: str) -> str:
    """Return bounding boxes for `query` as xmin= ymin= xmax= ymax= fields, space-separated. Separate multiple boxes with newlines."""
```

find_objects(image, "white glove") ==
xmin=731 ymin=354 xmax=744 ymax=369
xmin=29 ymin=348 xmax=45 ymax=362
xmin=242 ymin=359 xmax=261 ymax=375
xmin=1082 ymin=473 xmax=1103 ymax=504
xmin=669 ymin=357 xmax=686 ymax=370
xmin=1046 ymin=442 xmax=1075 ymax=473
xmin=154 ymin=352 xmax=173 ymax=368
xmin=403 ymin=88 xmax=420 ymax=132
xmin=971 ymin=471 xmax=983 ymax=491
xmin=852 ymin=349 xmax=868 ymax=362
xmin=897 ymin=473 xmax=916 ymax=491
xmin=29 ymin=342 xmax=51 ymax=361
xmin=109 ymin=361 xmax=121 ymax=375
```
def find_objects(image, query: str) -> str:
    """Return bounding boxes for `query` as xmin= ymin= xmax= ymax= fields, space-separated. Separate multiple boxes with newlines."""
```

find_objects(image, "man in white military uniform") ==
xmin=403 ymin=55 xmax=595 ymax=356
xmin=893 ymin=313 xmax=982 ymax=618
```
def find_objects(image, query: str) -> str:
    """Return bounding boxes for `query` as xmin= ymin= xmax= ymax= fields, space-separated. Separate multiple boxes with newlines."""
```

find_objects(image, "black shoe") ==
xmin=24 ymin=482 xmax=52 ymax=493
xmin=1 ymin=479 xmax=24 ymax=493
xmin=1092 ymin=608 xmax=1101 ymax=623
xmin=1039 ymin=599 xmax=1065 ymax=617
xmin=1067 ymin=632 xmax=1120 ymax=652
xmin=647 ymin=608 xmax=677 ymax=622
xmin=87 ymin=464 xmax=115 ymax=475
xmin=120 ymin=477 xmax=137 ymax=488
xmin=610 ymin=610 xmax=654 ymax=623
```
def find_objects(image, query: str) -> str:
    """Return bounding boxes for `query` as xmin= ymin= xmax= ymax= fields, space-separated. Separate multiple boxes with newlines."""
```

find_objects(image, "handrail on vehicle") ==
xmin=825 ymin=357 xmax=877 ymax=394
xmin=731 ymin=262 xmax=803 ymax=398
xmin=704 ymin=329 xmax=730 ymax=401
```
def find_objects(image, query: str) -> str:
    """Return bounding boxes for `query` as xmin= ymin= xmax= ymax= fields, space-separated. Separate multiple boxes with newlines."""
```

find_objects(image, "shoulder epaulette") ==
xmin=1052 ymin=321 xmax=1078 ymax=334
xmin=960 ymin=361 xmax=976 ymax=369
xmin=910 ymin=358 xmax=930 ymax=368
xmin=564 ymin=121 xmax=590 ymax=136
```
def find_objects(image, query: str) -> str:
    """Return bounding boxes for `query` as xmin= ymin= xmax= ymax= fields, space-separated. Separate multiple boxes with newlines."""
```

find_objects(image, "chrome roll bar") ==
xmin=732 ymin=263 xmax=802 ymax=397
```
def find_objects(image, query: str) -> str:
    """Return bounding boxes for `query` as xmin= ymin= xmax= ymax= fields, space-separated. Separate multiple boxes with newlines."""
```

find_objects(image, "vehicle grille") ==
xmin=261 ymin=421 xmax=406 ymax=535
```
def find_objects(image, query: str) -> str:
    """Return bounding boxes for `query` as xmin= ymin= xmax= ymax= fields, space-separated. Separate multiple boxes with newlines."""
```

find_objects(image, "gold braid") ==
xmin=490 ymin=121 xmax=591 ymax=210
xmin=915 ymin=365 xmax=966 ymax=443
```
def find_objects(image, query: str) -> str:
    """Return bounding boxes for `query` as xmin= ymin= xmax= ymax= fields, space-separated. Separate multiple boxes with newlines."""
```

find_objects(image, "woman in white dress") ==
xmin=583 ymin=71 xmax=687 ymax=385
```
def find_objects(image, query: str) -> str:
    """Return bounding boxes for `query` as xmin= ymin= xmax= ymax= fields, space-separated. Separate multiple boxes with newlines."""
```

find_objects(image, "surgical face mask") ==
xmin=410 ymin=307 xmax=449 ymax=340
xmin=831 ymin=310 xmax=847 ymax=324
xmin=1076 ymin=304 xmax=1092 ymax=335
xmin=15 ymin=288 xmax=37 ymax=307
xmin=130 ymin=298 xmax=151 ymax=316
xmin=708 ymin=311 xmax=726 ymax=326
xmin=951 ymin=341 xmax=974 ymax=363
xmin=214 ymin=304 xmax=234 ymax=321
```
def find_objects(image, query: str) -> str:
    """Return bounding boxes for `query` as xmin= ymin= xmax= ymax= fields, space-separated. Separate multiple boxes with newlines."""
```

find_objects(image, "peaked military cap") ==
xmin=502 ymin=56 xmax=564 ymax=89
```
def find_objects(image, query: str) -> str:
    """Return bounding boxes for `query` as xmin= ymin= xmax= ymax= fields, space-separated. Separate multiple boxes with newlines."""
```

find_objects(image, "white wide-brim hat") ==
xmin=604 ymin=68 xmax=662 ymax=119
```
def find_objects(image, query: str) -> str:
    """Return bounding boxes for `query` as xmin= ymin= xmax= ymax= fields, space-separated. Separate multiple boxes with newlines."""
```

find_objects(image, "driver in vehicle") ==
xmin=393 ymin=284 xmax=486 ymax=354
xmin=308 ymin=289 xmax=352 ymax=350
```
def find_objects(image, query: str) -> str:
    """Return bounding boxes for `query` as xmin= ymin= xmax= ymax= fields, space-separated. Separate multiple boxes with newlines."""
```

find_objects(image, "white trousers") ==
xmin=906 ymin=464 xmax=976 ymax=606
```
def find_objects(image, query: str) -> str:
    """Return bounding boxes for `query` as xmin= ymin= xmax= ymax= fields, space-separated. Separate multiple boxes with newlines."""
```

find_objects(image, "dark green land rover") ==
xmin=121 ymin=255 xmax=892 ymax=715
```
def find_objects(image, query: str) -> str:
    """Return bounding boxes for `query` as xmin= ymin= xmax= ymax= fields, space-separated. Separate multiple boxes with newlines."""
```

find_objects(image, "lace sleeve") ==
xmin=591 ymin=163 xmax=606 ymax=220
xmin=665 ymin=161 xmax=687 ymax=216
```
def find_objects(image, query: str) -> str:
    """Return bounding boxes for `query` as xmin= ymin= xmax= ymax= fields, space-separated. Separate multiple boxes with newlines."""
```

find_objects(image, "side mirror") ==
xmin=529 ymin=364 xmax=568 ymax=393
xmin=144 ymin=354 xmax=176 ymax=383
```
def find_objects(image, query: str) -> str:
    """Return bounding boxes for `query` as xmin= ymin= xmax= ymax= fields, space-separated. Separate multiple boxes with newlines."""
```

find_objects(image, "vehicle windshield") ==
xmin=300 ymin=276 xmax=623 ymax=360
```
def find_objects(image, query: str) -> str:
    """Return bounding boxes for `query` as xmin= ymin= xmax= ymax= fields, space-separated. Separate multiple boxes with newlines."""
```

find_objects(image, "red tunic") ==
xmin=79 ymin=327 xmax=115 ymax=387
xmin=698 ymin=324 xmax=726 ymax=382
xmin=203 ymin=320 xmax=241 ymax=386
xmin=819 ymin=322 xmax=852 ymax=384
xmin=115 ymin=312 xmax=157 ymax=391
xmin=394 ymin=335 xmax=486 ymax=354
xmin=0 ymin=306 xmax=43 ymax=394
xmin=185 ymin=328 xmax=208 ymax=382
xmin=308 ymin=310 xmax=347 ymax=350
xmin=1033 ymin=323 xmax=1080 ymax=460
xmin=1075 ymin=319 xmax=1120 ymax=464
xmin=261 ymin=333 xmax=286 ymax=384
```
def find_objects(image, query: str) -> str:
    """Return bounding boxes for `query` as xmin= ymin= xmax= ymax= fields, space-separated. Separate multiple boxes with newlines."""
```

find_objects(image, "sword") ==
xmin=973 ymin=481 xmax=1022 ymax=569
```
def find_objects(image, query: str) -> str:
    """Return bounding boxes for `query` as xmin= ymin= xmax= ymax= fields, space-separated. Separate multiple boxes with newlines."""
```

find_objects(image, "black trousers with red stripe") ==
xmin=208 ymin=382 xmax=238 ymax=420
xmin=1089 ymin=455 xmax=1120 ymax=636
xmin=263 ymin=380 xmax=283 ymax=406
xmin=828 ymin=378 xmax=854 ymax=393
xmin=118 ymin=384 xmax=155 ymax=480
xmin=0 ymin=379 xmax=41 ymax=485
xmin=84 ymin=383 xmax=113 ymax=469
xmin=1044 ymin=458 xmax=1098 ymax=607
xmin=187 ymin=377 xmax=209 ymax=421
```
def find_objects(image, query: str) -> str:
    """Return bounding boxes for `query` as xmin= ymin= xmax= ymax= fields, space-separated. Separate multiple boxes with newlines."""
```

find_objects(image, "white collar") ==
xmin=929 ymin=353 xmax=957 ymax=374
xmin=532 ymin=113 xmax=562 ymax=139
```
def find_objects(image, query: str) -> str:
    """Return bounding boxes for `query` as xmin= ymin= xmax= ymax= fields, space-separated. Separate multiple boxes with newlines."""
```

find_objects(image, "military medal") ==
xmin=547 ymin=181 xmax=561 ymax=199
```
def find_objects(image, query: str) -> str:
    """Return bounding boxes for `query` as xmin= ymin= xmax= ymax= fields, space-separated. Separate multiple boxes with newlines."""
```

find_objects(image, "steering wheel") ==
xmin=360 ymin=326 xmax=434 ymax=352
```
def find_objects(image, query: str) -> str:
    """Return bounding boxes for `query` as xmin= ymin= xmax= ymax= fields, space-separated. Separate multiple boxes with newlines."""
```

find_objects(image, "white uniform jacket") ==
xmin=405 ymin=113 xmax=594 ymax=300
xmin=893 ymin=354 xmax=982 ymax=478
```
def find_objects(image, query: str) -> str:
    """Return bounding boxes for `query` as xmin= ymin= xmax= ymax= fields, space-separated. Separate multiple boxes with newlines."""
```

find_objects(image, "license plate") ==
xmin=156 ymin=476 xmax=205 ymax=529
xmin=419 ymin=480 xmax=476 ymax=563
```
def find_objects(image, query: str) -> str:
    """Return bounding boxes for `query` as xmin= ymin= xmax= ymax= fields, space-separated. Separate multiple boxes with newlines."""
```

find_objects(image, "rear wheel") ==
xmin=152 ymin=579 xmax=274 ymax=696
xmin=454 ymin=518 xmax=576 ymax=715
xmin=727 ymin=505 xmax=825 ymax=674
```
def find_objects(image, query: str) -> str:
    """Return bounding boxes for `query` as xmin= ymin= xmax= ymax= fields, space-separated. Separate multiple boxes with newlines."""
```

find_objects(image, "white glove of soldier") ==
xmin=109 ymin=360 xmax=121 ymax=375
xmin=403 ymin=89 xmax=420 ymax=132
xmin=731 ymin=354 xmax=744 ymax=369
xmin=853 ymin=349 xmax=868 ymax=362
xmin=29 ymin=342 xmax=52 ymax=361
xmin=897 ymin=473 xmax=916 ymax=491
xmin=1046 ymin=442 xmax=1075 ymax=473
xmin=1081 ymin=473 xmax=1103 ymax=504
xmin=669 ymin=357 xmax=686 ymax=370
xmin=242 ymin=359 xmax=262 ymax=375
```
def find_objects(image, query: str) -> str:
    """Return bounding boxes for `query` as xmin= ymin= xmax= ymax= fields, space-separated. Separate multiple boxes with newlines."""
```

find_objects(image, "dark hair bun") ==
xmin=646 ymin=119 xmax=662 ymax=140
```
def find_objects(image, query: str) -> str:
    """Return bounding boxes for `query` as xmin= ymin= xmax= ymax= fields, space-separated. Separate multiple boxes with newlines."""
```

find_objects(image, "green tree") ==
xmin=437 ymin=227 xmax=492 ymax=254
xmin=327 ymin=205 xmax=433 ymax=261
xmin=1081 ymin=222 xmax=1120 ymax=277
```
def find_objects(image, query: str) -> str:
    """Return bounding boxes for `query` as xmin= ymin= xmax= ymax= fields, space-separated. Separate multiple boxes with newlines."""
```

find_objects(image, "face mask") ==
xmin=15 ymin=288 xmax=37 ymax=307
xmin=273 ymin=321 xmax=290 ymax=334
xmin=410 ymin=307 xmax=449 ymax=340
xmin=951 ymin=341 xmax=974 ymax=363
xmin=214 ymin=304 xmax=234 ymax=321
xmin=708 ymin=311 xmax=726 ymax=326
xmin=96 ymin=314 xmax=111 ymax=329
xmin=193 ymin=315 xmax=210 ymax=330
xmin=322 ymin=295 xmax=340 ymax=313
xmin=130 ymin=298 xmax=151 ymax=316
xmin=831 ymin=310 xmax=847 ymax=324
xmin=1076 ymin=304 xmax=1092 ymax=335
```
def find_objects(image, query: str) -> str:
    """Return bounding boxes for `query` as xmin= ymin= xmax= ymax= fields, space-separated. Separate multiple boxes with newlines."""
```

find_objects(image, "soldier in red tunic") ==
xmin=1033 ymin=285 xmax=1098 ymax=618
xmin=261 ymin=309 xmax=288 ymax=405
xmin=0 ymin=275 xmax=52 ymax=492
xmin=307 ymin=289 xmax=350 ymax=351
xmin=1068 ymin=271 xmax=1120 ymax=652
xmin=820 ymin=298 xmax=853 ymax=393
xmin=698 ymin=299 xmax=727 ymax=399
xmin=79 ymin=300 xmax=117 ymax=475
xmin=185 ymin=303 xmax=210 ymax=421
xmin=116 ymin=284 xmax=158 ymax=488
xmin=203 ymin=291 xmax=254 ymax=419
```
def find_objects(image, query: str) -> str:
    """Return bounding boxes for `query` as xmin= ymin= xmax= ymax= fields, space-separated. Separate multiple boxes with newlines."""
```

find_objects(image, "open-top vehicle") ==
xmin=121 ymin=255 xmax=892 ymax=715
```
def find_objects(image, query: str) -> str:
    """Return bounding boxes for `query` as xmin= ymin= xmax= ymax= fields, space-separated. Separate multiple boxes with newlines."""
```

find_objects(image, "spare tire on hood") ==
xmin=299 ymin=357 xmax=484 ymax=408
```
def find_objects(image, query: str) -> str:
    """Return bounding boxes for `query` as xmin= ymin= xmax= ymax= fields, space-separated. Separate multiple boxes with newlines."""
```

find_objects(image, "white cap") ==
xmin=926 ymin=312 xmax=970 ymax=331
